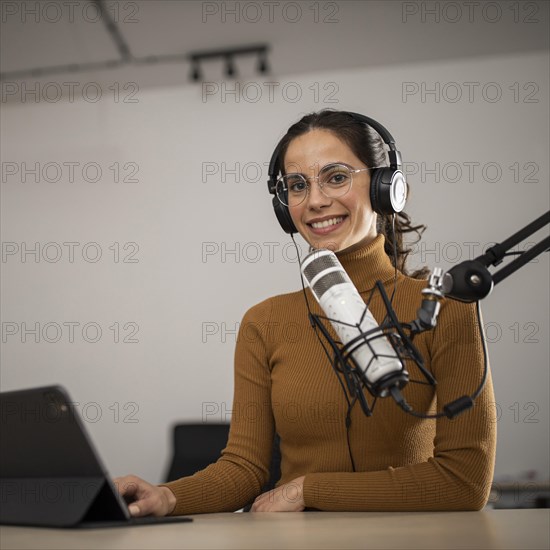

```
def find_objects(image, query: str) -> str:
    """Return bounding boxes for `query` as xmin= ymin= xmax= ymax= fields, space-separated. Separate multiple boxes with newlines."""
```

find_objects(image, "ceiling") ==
xmin=1 ymin=0 xmax=549 ymax=94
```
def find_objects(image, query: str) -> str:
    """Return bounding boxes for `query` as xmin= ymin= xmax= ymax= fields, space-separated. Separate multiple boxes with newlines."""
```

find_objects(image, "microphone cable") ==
xmin=288 ymin=217 xmax=403 ymax=472
xmin=290 ymin=232 xmax=359 ymax=471
xmin=392 ymin=299 xmax=489 ymax=420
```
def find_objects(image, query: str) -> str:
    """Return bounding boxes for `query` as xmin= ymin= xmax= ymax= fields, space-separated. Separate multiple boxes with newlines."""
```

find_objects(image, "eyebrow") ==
xmin=284 ymin=161 xmax=351 ymax=175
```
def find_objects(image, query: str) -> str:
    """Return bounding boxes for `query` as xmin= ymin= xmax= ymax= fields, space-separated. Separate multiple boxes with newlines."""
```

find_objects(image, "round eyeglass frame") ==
xmin=275 ymin=163 xmax=370 ymax=207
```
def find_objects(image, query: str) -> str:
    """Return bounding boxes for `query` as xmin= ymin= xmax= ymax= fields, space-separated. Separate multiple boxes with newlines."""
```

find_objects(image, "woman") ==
xmin=115 ymin=110 xmax=496 ymax=514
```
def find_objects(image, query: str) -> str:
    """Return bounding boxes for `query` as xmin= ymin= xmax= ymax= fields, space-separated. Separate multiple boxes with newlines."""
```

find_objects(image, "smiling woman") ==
xmin=286 ymin=129 xmax=378 ymax=252
xmin=115 ymin=109 xmax=496 ymax=516
xmin=270 ymin=110 xmax=426 ymax=275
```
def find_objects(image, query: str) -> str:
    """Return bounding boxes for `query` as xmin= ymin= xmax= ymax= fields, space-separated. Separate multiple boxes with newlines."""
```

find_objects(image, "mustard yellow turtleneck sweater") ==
xmin=164 ymin=234 xmax=496 ymax=513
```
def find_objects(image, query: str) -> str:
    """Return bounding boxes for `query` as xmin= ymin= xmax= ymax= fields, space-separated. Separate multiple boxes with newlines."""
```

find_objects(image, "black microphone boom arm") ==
xmin=440 ymin=211 xmax=550 ymax=303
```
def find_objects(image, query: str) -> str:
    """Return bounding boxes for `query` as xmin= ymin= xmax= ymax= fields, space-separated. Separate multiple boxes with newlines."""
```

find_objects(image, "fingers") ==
xmin=130 ymin=487 xmax=176 ymax=517
xmin=112 ymin=475 xmax=153 ymax=517
xmin=251 ymin=477 xmax=306 ymax=512
xmin=112 ymin=475 xmax=175 ymax=517
xmin=113 ymin=475 xmax=142 ymax=499
xmin=128 ymin=496 xmax=157 ymax=517
xmin=250 ymin=489 xmax=275 ymax=512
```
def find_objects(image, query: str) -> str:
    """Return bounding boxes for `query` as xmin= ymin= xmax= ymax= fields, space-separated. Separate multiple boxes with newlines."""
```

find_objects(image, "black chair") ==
xmin=164 ymin=423 xmax=230 ymax=482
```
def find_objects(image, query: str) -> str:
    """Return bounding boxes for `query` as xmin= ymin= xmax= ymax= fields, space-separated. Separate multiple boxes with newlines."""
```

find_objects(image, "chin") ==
xmin=307 ymin=238 xmax=342 ymax=252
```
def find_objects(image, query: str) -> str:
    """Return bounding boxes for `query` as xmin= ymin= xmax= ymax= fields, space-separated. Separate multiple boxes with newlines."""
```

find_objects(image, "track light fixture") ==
xmin=257 ymin=51 xmax=269 ymax=74
xmin=188 ymin=44 xmax=269 ymax=82
xmin=225 ymin=55 xmax=236 ymax=78
xmin=190 ymin=60 xmax=202 ymax=82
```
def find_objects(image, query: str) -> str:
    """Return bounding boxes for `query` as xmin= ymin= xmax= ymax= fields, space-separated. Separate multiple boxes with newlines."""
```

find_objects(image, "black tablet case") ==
xmin=0 ymin=385 xmax=191 ymax=528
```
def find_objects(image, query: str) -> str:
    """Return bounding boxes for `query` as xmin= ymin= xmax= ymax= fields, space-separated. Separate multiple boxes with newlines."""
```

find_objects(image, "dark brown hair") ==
xmin=277 ymin=109 xmax=429 ymax=279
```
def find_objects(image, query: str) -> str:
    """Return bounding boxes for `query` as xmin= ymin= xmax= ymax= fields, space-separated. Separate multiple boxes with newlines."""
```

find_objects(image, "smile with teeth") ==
xmin=309 ymin=216 xmax=345 ymax=229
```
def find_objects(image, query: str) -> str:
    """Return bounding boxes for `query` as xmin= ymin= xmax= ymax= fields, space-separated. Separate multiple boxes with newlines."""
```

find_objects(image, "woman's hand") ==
xmin=250 ymin=476 xmax=306 ymax=512
xmin=113 ymin=474 xmax=176 ymax=517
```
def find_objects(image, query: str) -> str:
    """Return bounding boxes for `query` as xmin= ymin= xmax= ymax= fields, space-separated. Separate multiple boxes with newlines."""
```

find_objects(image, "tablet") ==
xmin=0 ymin=385 xmax=192 ymax=528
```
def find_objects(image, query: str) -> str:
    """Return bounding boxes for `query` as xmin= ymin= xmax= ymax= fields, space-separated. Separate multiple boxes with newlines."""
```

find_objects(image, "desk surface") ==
xmin=1 ymin=509 xmax=549 ymax=550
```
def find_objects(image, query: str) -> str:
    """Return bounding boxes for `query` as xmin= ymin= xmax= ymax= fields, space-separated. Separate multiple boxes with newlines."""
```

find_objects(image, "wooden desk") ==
xmin=1 ymin=509 xmax=548 ymax=550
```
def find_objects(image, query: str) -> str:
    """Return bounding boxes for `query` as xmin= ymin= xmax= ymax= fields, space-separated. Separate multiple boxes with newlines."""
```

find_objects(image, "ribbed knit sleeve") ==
xmin=302 ymin=298 xmax=497 ymax=511
xmin=162 ymin=300 xmax=275 ymax=515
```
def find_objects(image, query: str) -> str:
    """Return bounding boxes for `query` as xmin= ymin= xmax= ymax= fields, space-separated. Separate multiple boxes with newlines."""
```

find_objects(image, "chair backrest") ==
xmin=164 ymin=423 xmax=230 ymax=482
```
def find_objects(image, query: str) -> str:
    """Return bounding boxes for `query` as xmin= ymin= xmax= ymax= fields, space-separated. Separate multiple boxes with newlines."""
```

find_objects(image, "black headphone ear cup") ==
xmin=272 ymin=196 xmax=297 ymax=234
xmin=369 ymin=168 xmax=407 ymax=215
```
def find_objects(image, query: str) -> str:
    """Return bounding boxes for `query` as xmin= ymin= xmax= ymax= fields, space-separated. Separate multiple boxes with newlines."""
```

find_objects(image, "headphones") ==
xmin=266 ymin=111 xmax=408 ymax=234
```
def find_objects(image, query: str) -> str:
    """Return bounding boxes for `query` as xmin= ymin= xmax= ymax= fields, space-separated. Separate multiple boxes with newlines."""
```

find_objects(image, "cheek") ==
xmin=350 ymin=189 xmax=373 ymax=216
xmin=288 ymin=205 xmax=302 ymax=226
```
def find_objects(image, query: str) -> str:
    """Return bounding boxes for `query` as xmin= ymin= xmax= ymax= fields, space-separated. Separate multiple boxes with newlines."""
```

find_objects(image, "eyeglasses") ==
xmin=275 ymin=163 xmax=370 ymax=207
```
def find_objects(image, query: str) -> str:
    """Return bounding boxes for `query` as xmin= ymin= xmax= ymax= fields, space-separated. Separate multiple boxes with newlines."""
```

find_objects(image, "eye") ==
xmin=286 ymin=175 xmax=307 ymax=193
xmin=322 ymin=166 xmax=351 ymax=187
xmin=329 ymin=173 xmax=348 ymax=185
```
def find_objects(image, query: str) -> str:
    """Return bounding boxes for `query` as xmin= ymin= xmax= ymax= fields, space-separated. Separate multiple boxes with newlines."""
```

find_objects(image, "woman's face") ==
xmin=285 ymin=129 xmax=377 ymax=251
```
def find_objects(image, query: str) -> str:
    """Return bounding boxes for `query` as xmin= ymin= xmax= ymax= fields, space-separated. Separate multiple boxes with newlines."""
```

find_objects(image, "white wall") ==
xmin=1 ymin=50 xmax=548 ymax=485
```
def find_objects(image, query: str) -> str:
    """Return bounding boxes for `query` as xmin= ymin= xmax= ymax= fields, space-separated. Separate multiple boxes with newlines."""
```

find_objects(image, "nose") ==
xmin=305 ymin=178 xmax=332 ymax=210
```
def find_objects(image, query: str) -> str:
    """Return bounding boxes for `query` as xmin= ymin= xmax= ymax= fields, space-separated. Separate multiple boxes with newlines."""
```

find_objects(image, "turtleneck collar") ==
xmin=335 ymin=234 xmax=397 ymax=292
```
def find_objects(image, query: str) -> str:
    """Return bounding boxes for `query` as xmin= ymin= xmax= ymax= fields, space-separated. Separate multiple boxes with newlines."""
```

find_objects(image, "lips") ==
xmin=306 ymin=215 xmax=347 ymax=235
